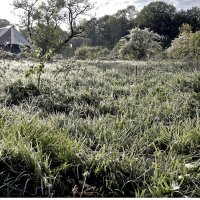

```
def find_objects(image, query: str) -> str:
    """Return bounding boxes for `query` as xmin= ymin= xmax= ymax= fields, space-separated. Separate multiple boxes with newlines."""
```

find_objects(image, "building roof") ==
xmin=0 ymin=25 xmax=30 ymax=46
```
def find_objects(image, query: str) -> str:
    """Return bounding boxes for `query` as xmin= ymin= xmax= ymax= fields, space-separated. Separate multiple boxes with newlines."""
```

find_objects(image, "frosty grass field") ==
xmin=0 ymin=59 xmax=200 ymax=197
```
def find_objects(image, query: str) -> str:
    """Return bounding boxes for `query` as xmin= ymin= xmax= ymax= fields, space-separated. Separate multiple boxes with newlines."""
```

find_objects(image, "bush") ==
xmin=0 ymin=46 xmax=31 ymax=60
xmin=167 ymin=24 xmax=200 ymax=61
xmin=4 ymin=80 xmax=40 ymax=105
xmin=118 ymin=27 xmax=162 ymax=60
xmin=0 ymin=49 xmax=19 ymax=60
xmin=75 ymin=46 xmax=110 ymax=60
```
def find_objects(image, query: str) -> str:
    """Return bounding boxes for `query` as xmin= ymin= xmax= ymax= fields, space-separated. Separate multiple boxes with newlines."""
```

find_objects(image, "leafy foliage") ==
xmin=167 ymin=24 xmax=200 ymax=61
xmin=83 ymin=14 xmax=132 ymax=49
xmin=171 ymin=7 xmax=200 ymax=37
xmin=75 ymin=46 xmax=110 ymax=60
xmin=30 ymin=24 xmax=67 ymax=56
xmin=114 ymin=5 xmax=137 ymax=20
xmin=4 ymin=80 xmax=40 ymax=105
xmin=0 ymin=19 xmax=10 ymax=28
xmin=0 ymin=50 xmax=20 ymax=60
xmin=119 ymin=27 xmax=162 ymax=60
xmin=135 ymin=1 xmax=176 ymax=47
xmin=13 ymin=0 xmax=92 ymax=56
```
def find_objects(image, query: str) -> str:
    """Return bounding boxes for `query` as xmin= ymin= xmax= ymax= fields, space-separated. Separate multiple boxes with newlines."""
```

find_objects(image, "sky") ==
xmin=0 ymin=0 xmax=200 ymax=25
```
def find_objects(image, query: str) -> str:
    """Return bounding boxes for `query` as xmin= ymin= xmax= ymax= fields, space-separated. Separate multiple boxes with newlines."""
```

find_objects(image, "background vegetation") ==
xmin=1 ymin=1 xmax=199 ymax=60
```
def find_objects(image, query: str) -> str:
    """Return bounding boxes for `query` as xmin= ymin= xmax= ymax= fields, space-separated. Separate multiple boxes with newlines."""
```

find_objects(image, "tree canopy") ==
xmin=135 ymin=1 xmax=176 ymax=47
xmin=0 ymin=19 xmax=10 ymax=28
xmin=13 ymin=0 xmax=92 ymax=56
xmin=84 ymin=14 xmax=133 ymax=49
xmin=171 ymin=7 xmax=200 ymax=39
xmin=134 ymin=2 xmax=200 ymax=47
xmin=119 ymin=27 xmax=162 ymax=60
xmin=6 ymin=0 xmax=200 ymax=59
xmin=167 ymin=24 xmax=200 ymax=61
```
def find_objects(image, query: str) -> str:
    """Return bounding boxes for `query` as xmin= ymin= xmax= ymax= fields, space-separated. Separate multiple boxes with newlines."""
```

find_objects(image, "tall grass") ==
xmin=0 ymin=59 xmax=200 ymax=197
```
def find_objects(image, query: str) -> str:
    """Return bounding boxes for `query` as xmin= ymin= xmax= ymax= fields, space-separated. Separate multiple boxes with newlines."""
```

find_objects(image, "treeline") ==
xmin=76 ymin=2 xmax=200 ymax=60
xmin=63 ymin=2 xmax=200 ymax=59
xmin=1 ymin=1 xmax=200 ymax=60
xmin=83 ymin=2 xmax=200 ymax=49
xmin=0 ymin=19 xmax=10 ymax=28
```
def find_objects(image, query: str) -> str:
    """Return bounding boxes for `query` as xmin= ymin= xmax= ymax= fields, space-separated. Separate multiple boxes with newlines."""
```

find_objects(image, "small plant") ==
xmin=25 ymin=48 xmax=54 ymax=91
xmin=25 ymin=63 xmax=45 ymax=90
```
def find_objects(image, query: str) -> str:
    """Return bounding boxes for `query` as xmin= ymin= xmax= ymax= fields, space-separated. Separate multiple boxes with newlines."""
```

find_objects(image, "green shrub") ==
xmin=75 ymin=46 xmax=110 ymax=60
xmin=118 ymin=27 xmax=162 ymax=60
xmin=0 ymin=49 xmax=19 ymax=60
xmin=167 ymin=24 xmax=200 ymax=61
xmin=4 ymin=80 xmax=40 ymax=105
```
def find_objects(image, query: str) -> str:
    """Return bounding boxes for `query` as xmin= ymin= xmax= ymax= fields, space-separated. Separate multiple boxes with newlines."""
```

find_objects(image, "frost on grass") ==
xmin=0 ymin=60 xmax=200 ymax=197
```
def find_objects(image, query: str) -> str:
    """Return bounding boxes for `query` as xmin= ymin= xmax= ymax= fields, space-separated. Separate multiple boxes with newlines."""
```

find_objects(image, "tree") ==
xmin=179 ymin=23 xmax=192 ymax=34
xmin=13 ymin=0 xmax=92 ymax=57
xmin=0 ymin=19 xmax=10 ymax=28
xmin=114 ymin=5 xmax=137 ymax=21
xmin=82 ymin=6 xmax=138 ymax=50
xmin=31 ymin=24 xmax=67 ymax=55
xmin=170 ymin=10 xmax=189 ymax=39
xmin=12 ymin=0 xmax=92 ymax=91
xmin=119 ymin=27 xmax=162 ymax=60
xmin=82 ymin=17 xmax=98 ymax=46
xmin=167 ymin=24 xmax=200 ymax=61
xmin=186 ymin=7 xmax=200 ymax=32
xmin=84 ymin=15 xmax=132 ymax=49
xmin=171 ymin=7 xmax=200 ymax=40
xmin=189 ymin=31 xmax=200 ymax=61
xmin=135 ymin=1 xmax=176 ymax=47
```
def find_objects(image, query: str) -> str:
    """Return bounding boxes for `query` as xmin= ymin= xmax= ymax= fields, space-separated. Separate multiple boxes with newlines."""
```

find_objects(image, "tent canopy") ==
xmin=0 ymin=25 xmax=30 ymax=46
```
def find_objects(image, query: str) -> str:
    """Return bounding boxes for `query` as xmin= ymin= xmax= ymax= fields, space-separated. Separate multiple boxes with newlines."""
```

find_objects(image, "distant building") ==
xmin=0 ymin=25 xmax=30 ymax=53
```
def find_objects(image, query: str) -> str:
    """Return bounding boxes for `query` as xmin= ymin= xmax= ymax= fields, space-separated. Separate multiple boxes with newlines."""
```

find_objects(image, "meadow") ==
xmin=0 ymin=59 xmax=200 ymax=197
